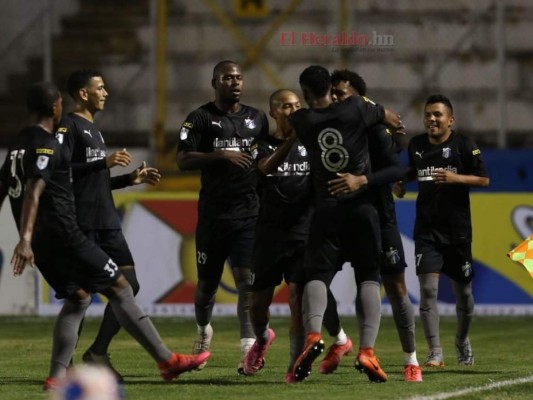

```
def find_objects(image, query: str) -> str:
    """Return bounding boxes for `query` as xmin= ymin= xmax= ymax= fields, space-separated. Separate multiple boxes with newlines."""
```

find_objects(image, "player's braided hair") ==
xmin=331 ymin=69 xmax=367 ymax=96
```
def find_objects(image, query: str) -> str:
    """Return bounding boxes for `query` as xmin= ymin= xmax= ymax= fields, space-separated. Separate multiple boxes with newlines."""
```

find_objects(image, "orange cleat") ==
xmin=319 ymin=337 xmax=353 ymax=374
xmin=159 ymin=352 xmax=211 ymax=381
xmin=292 ymin=333 xmax=325 ymax=382
xmin=355 ymin=348 xmax=388 ymax=383
xmin=404 ymin=364 xmax=423 ymax=382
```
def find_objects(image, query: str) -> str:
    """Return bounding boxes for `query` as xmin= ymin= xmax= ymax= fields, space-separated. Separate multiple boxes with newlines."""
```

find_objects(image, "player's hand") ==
xmin=11 ymin=240 xmax=35 ymax=276
xmin=392 ymin=181 xmax=405 ymax=198
xmin=328 ymin=173 xmax=367 ymax=196
xmin=106 ymin=148 xmax=132 ymax=168
xmin=432 ymin=169 xmax=456 ymax=184
xmin=221 ymin=150 xmax=253 ymax=168
xmin=384 ymin=109 xmax=406 ymax=135
xmin=130 ymin=161 xmax=161 ymax=185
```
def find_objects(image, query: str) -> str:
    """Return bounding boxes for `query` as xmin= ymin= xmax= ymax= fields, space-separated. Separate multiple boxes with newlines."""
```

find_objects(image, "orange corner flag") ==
xmin=507 ymin=234 xmax=533 ymax=279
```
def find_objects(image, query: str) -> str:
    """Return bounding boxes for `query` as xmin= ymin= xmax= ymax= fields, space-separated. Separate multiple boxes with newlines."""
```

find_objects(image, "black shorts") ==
xmin=305 ymin=200 xmax=382 ymax=286
xmin=414 ymin=238 xmax=474 ymax=283
xmin=84 ymin=229 xmax=134 ymax=267
xmin=195 ymin=216 xmax=256 ymax=283
xmin=34 ymin=229 xmax=121 ymax=299
xmin=251 ymin=230 xmax=306 ymax=291
xmin=380 ymin=223 xmax=408 ymax=275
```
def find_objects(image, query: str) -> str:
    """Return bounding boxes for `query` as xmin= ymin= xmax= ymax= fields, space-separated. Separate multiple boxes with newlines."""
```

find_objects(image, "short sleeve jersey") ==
xmin=0 ymin=126 xmax=77 ymax=235
xmin=290 ymin=95 xmax=385 ymax=202
xmin=177 ymin=102 xmax=269 ymax=219
xmin=251 ymin=135 xmax=312 ymax=239
xmin=407 ymin=131 xmax=488 ymax=244
xmin=56 ymin=113 xmax=121 ymax=230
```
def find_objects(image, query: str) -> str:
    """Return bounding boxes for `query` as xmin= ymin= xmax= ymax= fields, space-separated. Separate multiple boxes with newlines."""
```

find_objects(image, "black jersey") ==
xmin=0 ymin=126 xmax=77 ymax=236
xmin=290 ymin=95 xmax=385 ymax=203
xmin=251 ymin=135 xmax=312 ymax=239
xmin=367 ymin=124 xmax=404 ymax=227
xmin=408 ymin=131 xmax=488 ymax=244
xmin=56 ymin=114 xmax=127 ymax=230
xmin=178 ymin=102 xmax=269 ymax=219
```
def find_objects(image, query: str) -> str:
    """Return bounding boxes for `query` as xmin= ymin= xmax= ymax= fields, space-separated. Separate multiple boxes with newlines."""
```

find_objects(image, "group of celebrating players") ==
xmin=0 ymin=60 xmax=488 ymax=391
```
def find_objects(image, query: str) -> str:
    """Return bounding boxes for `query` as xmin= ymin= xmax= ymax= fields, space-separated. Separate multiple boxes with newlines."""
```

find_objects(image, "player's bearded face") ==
xmin=215 ymin=65 xmax=243 ymax=104
xmin=424 ymin=103 xmax=454 ymax=140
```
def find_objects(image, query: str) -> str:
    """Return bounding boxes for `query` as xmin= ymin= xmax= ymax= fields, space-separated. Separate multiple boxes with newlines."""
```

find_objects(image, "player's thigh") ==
xmin=442 ymin=242 xmax=474 ymax=283
xmin=195 ymin=217 xmax=231 ymax=283
xmin=414 ymin=238 xmax=444 ymax=275
xmin=227 ymin=217 xmax=257 ymax=269
xmin=381 ymin=224 xmax=408 ymax=275
xmin=346 ymin=203 xmax=382 ymax=283
xmin=85 ymin=229 xmax=135 ymax=267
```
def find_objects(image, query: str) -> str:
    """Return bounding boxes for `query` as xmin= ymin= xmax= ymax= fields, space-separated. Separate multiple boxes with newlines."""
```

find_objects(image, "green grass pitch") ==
xmin=1 ymin=315 xmax=532 ymax=399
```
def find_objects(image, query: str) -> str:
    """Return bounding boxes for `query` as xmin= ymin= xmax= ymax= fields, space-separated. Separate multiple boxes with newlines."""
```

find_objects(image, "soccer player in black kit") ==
xmin=242 ymin=90 xmax=311 ymax=383
xmin=400 ymin=95 xmax=489 ymax=367
xmin=177 ymin=60 xmax=269 ymax=371
xmin=56 ymin=69 xmax=161 ymax=380
xmin=289 ymin=65 xmax=404 ymax=383
xmin=317 ymin=69 xmax=422 ymax=382
xmin=1 ymin=82 xmax=209 ymax=390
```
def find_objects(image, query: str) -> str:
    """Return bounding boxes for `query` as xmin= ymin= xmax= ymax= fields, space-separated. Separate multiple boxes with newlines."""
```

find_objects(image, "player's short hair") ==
xmin=67 ymin=69 xmax=102 ymax=99
xmin=425 ymin=94 xmax=454 ymax=114
xmin=331 ymin=69 xmax=367 ymax=96
xmin=299 ymin=65 xmax=331 ymax=97
xmin=268 ymin=89 xmax=296 ymax=110
xmin=26 ymin=81 xmax=60 ymax=117
xmin=212 ymin=60 xmax=239 ymax=78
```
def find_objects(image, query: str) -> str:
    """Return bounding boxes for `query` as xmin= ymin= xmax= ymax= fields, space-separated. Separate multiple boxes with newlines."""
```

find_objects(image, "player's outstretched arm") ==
xmin=11 ymin=178 xmax=46 ymax=276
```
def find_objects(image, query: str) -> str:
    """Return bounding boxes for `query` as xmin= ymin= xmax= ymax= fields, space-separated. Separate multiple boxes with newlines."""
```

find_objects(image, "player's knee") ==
xmin=121 ymin=267 xmax=140 ymax=295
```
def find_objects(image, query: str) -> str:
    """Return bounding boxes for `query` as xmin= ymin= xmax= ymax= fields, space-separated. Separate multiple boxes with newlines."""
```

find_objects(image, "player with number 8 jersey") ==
xmin=289 ymin=65 xmax=404 ymax=383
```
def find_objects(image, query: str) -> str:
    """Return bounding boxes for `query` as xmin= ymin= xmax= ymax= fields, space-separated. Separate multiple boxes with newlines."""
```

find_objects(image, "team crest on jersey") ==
xmin=36 ymin=155 xmax=49 ymax=170
xmin=244 ymin=118 xmax=256 ymax=129
xmin=442 ymin=147 xmax=451 ymax=159
xmin=298 ymin=145 xmax=307 ymax=157
xmin=56 ymin=133 xmax=64 ymax=144
xmin=180 ymin=127 xmax=189 ymax=140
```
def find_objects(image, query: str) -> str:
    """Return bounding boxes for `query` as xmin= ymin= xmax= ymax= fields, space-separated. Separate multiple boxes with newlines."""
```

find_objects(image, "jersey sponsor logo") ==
xmin=472 ymin=149 xmax=481 ymax=156
xmin=298 ymin=145 xmax=307 ymax=157
xmin=36 ymin=155 xmax=49 ymax=170
xmin=183 ymin=121 xmax=193 ymax=129
xmin=417 ymin=165 xmax=458 ymax=181
xmin=36 ymin=148 xmax=54 ymax=155
xmin=213 ymin=136 xmax=253 ymax=150
xmin=180 ymin=127 xmax=189 ymax=140
xmin=442 ymin=147 xmax=451 ymax=159
xmin=415 ymin=151 xmax=424 ymax=158
xmin=83 ymin=129 xmax=92 ymax=138
xmin=271 ymin=160 xmax=311 ymax=176
xmin=57 ymin=127 xmax=67 ymax=133
xmin=211 ymin=120 xmax=222 ymax=128
xmin=85 ymin=147 xmax=106 ymax=162
xmin=244 ymin=118 xmax=256 ymax=129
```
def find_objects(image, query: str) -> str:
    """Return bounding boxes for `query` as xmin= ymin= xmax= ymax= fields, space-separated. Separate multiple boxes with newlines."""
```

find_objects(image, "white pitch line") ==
xmin=406 ymin=376 xmax=533 ymax=400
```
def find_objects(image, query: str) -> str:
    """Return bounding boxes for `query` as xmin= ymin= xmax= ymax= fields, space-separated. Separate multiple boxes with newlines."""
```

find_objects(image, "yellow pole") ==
xmin=154 ymin=0 xmax=167 ymax=167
